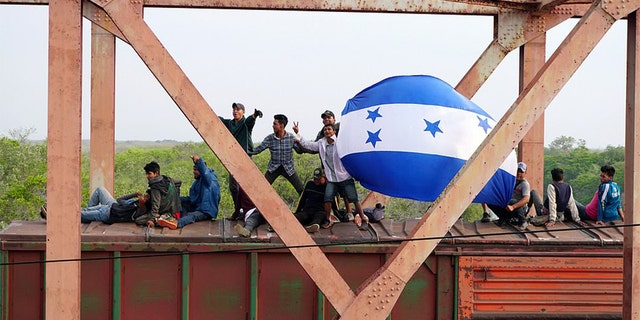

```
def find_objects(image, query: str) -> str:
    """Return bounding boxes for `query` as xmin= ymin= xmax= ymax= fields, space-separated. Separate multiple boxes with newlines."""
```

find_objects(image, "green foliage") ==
xmin=0 ymin=136 xmax=47 ymax=229
xmin=0 ymin=133 xmax=628 ymax=229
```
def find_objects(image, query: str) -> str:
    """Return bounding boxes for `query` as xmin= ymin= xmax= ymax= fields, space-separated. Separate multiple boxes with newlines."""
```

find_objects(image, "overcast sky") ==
xmin=0 ymin=5 xmax=628 ymax=148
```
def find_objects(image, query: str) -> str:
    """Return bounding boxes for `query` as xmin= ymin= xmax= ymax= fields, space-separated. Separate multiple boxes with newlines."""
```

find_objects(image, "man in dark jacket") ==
xmin=137 ymin=161 xmax=181 ymax=227
xmin=158 ymin=155 xmax=221 ymax=229
xmin=219 ymin=102 xmax=262 ymax=220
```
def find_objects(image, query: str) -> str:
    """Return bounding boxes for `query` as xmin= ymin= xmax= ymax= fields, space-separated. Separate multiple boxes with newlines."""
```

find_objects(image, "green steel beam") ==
xmin=317 ymin=290 xmax=325 ymax=320
xmin=112 ymin=251 xmax=121 ymax=320
xmin=250 ymin=252 xmax=258 ymax=320
xmin=1 ymin=250 xmax=6 ymax=320
xmin=181 ymin=253 xmax=189 ymax=320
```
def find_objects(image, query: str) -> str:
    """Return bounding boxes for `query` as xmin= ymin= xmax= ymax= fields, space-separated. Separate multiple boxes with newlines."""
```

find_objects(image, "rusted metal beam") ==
xmin=456 ymin=6 xmax=586 ymax=99
xmin=89 ymin=23 xmax=116 ymax=194
xmin=339 ymin=2 xmax=623 ymax=318
xmin=623 ymin=10 xmax=640 ymax=320
xmin=0 ymin=0 xmax=502 ymax=14
xmin=45 ymin=0 xmax=83 ymax=318
xmin=83 ymin=1 xmax=128 ymax=42
xmin=517 ymin=34 xmax=546 ymax=195
xmin=89 ymin=0 xmax=357 ymax=313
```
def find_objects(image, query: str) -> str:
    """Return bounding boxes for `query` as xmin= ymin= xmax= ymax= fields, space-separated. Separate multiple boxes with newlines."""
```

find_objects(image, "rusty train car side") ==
xmin=0 ymin=219 xmax=624 ymax=319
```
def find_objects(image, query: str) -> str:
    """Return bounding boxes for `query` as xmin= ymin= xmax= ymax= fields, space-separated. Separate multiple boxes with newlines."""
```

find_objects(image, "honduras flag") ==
xmin=337 ymin=75 xmax=516 ymax=206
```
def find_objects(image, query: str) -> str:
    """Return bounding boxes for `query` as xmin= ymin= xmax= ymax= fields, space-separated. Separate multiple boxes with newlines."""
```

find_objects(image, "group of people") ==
xmin=482 ymin=162 xmax=624 ymax=230
xmin=43 ymin=102 xmax=372 ymax=236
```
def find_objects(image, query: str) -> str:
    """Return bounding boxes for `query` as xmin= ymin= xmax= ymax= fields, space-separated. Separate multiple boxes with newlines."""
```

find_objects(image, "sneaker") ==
xmin=495 ymin=219 xmax=505 ymax=227
xmin=305 ymin=224 xmax=320 ymax=233
xmin=519 ymin=221 xmax=529 ymax=231
xmin=321 ymin=219 xmax=334 ymax=229
xmin=40 ymin=204 xmax=47 ymax=220
xmin=157 ymin=217 xmax=178 ymax=230
xmin=266 ymin=224 xmax=275 ymax=232
xmin=234 ymin=224 xmax=251 ymax=237
xmin=480 ymin=212 xmax=491 ymax=222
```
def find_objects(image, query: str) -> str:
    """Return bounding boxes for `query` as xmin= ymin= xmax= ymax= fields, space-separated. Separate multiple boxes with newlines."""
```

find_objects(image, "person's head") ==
xmin=193 ymin=164 xmax=201 ymax=179
xmin=272 ymin=114 xmax=288 ymax=133
xmin=138 ymin=191 xmax=150 ymax=207
xmin=551 ymin=167 xmax=564 ymax=182
xmin=516 ymin=162 xmax=527 ymax=181
xmin=322 ymin=123 xmax=336 ymax=138
xmin=321 ymin=110 xmax=336 ymax=125
xmin=232 ymin=102 xmax=245 ymax=121
xmin=144 ymin=161 xmax=160 ymax=181
xmin=312 ymin=167 xmax=326 ymax=185
xmin=600 ymin=165 xmax=615 ymax=183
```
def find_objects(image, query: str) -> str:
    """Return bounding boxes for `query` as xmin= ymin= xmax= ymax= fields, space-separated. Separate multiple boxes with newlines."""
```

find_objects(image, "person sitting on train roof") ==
xmin=487 ymin=162 xmax=530 ymax=231
xmin=294 ymin=123 xmax=368 ymax=230
xmin=136 ymin=161 xmax=182 ymax=228
xmin=292 ymin=167 xmax=332 ymax=233
xmin=542 ymin=167 xmax=587 ymax=227
xmin=577 ymin=165 xmax=624 ymax=225
xmin=157 ymin=155 xmax=221 ymax=230
xmin=233 ymin=187 xmax=264 ymax=237
xmin=249 ymin=114 xmax=305 ymax=195
xmin=39 ymin=187 xmax=149 ymax=224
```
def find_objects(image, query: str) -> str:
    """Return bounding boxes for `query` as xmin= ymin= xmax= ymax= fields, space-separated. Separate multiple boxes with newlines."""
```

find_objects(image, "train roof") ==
xmin=0 ymin=219 xmax=624 ymax=256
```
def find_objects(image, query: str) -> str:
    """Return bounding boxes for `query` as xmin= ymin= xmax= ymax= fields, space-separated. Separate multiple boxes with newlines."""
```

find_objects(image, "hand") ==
xmin=253 ymin=109 xmax=263 ymax=118
xmin=505 ymin=205 xmax=514 ymax=212
xmin=596 ymin=220 xmax=605 ymax=226
xmin=293 ymin=121 xmax=299 ymax=134
xmin=191 ymin=154 xmax=200 ymax=163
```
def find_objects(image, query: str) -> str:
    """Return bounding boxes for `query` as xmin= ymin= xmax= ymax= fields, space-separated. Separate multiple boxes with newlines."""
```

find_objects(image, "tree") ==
xmin=546 ymin=135 xmax=585 ymax=155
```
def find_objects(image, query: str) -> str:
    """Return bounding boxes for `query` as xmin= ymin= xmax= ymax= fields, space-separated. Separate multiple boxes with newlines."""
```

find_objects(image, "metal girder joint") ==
xmin=601 ymin=0 xmax=640 ymax=19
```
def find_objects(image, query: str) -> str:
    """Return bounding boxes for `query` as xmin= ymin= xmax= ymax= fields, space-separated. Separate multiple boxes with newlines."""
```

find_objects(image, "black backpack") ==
xmin=105 ymin=201 xmax=138 ymax=224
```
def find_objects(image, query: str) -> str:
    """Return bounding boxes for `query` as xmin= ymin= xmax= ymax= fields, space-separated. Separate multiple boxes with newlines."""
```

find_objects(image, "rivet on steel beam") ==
xmin=382 ymin=306 xmax=386 ymax=309
xmin=369 ymin=301 xmax=372 ymax=304
xmin=376 ymin=307 xmax=380 ymax=310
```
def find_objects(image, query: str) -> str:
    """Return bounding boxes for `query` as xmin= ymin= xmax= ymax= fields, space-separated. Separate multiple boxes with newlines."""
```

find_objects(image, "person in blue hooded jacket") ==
xmin=596 ymin=164 xmax=625 ymax=225
xmin=158 ymin=154 xmax=220 ymax=229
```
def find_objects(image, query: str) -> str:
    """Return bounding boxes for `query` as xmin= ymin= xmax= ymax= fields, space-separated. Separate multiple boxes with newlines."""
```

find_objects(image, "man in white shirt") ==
xmin=294 ymin=123 xmax=367 ymax=229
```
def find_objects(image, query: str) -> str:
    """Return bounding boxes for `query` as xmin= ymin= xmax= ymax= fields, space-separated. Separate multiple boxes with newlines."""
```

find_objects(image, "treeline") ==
xmin=0 ymin=133 xmax=625 ymax=229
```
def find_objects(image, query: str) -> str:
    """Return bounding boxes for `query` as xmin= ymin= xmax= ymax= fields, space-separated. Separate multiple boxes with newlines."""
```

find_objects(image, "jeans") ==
xmin=81 ymin=187 xmax=117 ymax=223
xmin=177 ymin=210 xmax=210 ymax=228
xmin=488 ymin=199 xmax=527 ymax=225
xmin=324 ymin=179 xmax=358 ymax=203
xmin=244 ymin=209 xmax=266 ymax=232
xmin=265 ymin=166 xmax=304 ymax=195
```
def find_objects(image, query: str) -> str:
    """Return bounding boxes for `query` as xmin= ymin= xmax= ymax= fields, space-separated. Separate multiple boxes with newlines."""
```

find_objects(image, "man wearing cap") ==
xmin=157 ymin=155 xmax=221 ymax=230
xmin=487 ymin=161 xmax=531 ymax=231
xmin=316 ymin=110 xmax=340 ymax=141
xmin=249 ymin=114 xmax=304 ymax=195
xmin=293 ymin=168 xmax=332 ymax=233
xmin=219 ymin=102 xmax=262 ymax=220
xmin=294 ymin=110 xmax=341 ymax=155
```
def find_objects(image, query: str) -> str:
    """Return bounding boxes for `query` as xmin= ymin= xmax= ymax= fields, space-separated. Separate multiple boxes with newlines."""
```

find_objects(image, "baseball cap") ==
xmin=320 ymin=110 xmax=335 ymax=118
xmin=313 ymin=168 xmax=324 ymax=179
xmin=232 ymin=102 xmax=245 ymax=111
xmin=517 ymin=162 xmax=527 ymax=172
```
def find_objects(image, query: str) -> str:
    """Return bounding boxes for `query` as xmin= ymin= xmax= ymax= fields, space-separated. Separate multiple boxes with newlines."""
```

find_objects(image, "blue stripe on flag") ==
xmin=343 ymin=75 xmax=493 ymax=119
xmin=341 ymin=151 xmax=514 ymax=206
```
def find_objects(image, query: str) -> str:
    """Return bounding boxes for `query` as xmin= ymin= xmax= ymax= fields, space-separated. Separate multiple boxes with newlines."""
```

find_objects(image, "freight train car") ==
xmin=0 ymin=219 xmax=624 ymax=319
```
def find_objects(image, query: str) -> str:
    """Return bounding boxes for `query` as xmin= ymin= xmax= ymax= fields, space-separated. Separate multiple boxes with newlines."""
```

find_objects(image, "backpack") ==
xmin=105 ymin=201 xmax=138 ymax=224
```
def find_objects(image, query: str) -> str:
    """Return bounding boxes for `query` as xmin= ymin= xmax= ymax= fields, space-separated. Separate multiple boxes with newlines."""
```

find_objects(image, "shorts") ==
xmin=324 ymin=178 xmax=359 ymax=203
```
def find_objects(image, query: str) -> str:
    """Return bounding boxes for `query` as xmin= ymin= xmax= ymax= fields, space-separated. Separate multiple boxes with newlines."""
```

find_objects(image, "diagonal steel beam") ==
xmin=339 ymin=1 xmax=627 ymax=318
xmin=89 ymin=0 xmax=357 ymax=313
xmin=456 ymin=5 xmax=588 ymax=99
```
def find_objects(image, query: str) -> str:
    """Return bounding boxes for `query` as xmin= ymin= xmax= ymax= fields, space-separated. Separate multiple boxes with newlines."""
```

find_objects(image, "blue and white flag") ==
xmin=337 ymin=75 xmax=516 ymax=206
